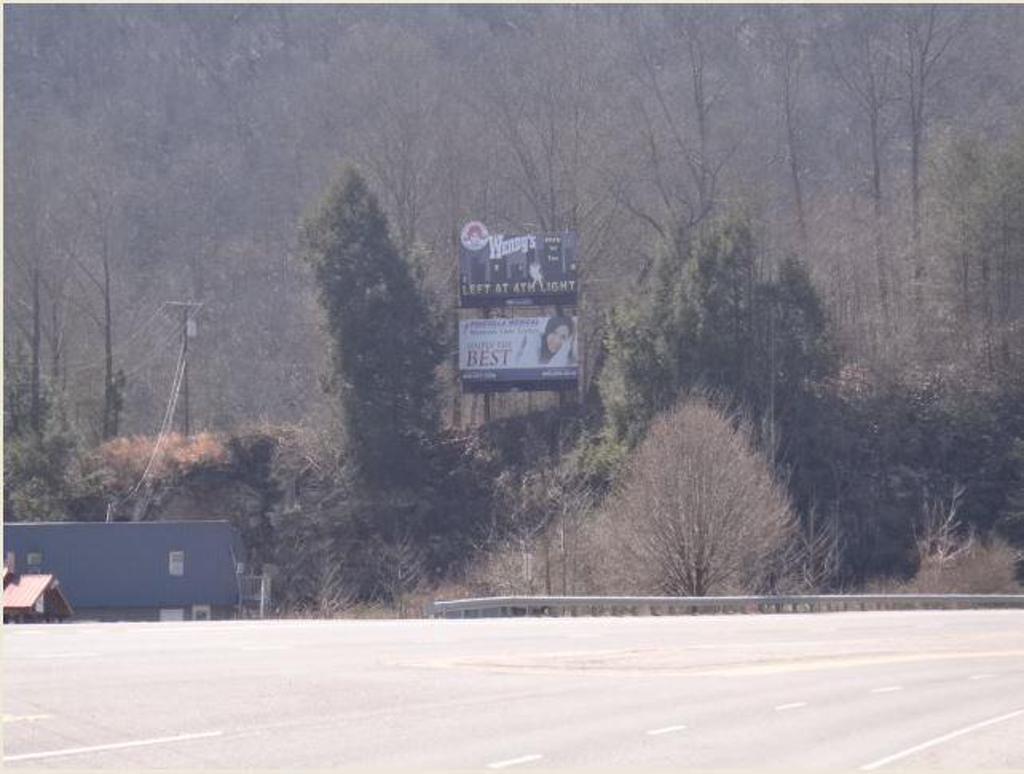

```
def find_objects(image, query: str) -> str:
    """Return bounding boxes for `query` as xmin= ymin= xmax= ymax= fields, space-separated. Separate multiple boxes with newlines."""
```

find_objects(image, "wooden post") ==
xmin=482 ymin=307 xmax=492 ymax=423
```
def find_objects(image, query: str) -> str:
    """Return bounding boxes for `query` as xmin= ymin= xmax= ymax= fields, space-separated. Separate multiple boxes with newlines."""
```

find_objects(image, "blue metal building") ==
xmin=2 ymin=521 xmax=247 ymax=621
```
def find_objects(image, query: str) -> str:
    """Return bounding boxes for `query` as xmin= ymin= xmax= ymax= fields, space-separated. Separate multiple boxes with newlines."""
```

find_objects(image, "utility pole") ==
xmin=181 ymin=305 xmax=190 ymax=436
xmin=166 ymin=301 xmax=202 ymax=437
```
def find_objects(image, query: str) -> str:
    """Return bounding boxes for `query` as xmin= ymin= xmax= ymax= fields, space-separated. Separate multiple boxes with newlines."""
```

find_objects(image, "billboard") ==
xmin=459 ymin=222 xmax=578 ymax=308
xmin=459 ymin=315 xmax=579 ymax=393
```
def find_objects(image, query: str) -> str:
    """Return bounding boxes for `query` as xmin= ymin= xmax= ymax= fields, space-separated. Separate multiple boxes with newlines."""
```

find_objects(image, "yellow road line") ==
xmin=400 ymin=647 xmax=1024 ymax=677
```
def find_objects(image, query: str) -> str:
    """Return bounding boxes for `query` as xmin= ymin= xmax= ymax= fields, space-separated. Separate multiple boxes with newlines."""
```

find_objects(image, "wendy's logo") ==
xmin=460 ymin=221 xmax=489 ymax=251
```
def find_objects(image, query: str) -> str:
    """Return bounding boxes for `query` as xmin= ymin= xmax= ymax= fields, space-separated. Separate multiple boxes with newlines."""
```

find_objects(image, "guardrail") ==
xmin=425 ymin=593 xmax=1024 ymax=619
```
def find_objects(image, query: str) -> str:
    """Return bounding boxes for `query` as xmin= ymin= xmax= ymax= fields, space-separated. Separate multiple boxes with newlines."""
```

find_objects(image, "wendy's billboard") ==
xmin=459 ymin=222 xmax=578 ymax=308
xmin=459 ymin=315 xmax=578 ymax=393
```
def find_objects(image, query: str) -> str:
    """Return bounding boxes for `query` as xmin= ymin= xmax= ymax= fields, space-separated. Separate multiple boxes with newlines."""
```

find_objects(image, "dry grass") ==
xmin=96 ymin=432 xmax=229 ymax=490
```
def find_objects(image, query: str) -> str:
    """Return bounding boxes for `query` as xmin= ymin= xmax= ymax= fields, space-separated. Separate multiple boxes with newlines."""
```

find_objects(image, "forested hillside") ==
xmin=5 ymin=5 xmax=1023 ymax=609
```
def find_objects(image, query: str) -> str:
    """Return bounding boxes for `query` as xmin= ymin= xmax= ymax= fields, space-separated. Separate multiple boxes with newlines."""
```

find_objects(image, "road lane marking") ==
xmin=692 ymin=650 xmax=1024 ymax=676
xmin=775 ymin=702 xmax=808 ymax=711
xmin=860 ymin=709 xmax=1024 ymax=771
xmin=2 ymin=714 xmax=52 ymax=724
xmin=409 ymin=648 xmax=1024 ymax=677
xmin=646 ymin=724 xmax=687 ymax=736
xmin=487 ymin=754 xmax=543 ymax=769
xmin=26 ymin=652 xmax=99 ymax=659
xmin=870 ymin=686 xmax=904 ymax=693
xmin=969 ymin=674 xmax=994 ymax=680
xmin=2 ymin=730 xmax=224 ymax=762
xmin=240 ymin=645 xmax=291 ymax=651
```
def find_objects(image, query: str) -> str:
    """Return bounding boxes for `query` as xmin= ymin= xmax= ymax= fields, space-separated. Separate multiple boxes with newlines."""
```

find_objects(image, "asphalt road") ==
xmin=3 ymin=609 xmax=1023 ymax=769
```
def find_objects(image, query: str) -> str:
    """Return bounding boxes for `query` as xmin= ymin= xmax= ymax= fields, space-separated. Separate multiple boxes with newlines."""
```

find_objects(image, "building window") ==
xmin=27 ymin=552 xmax=43 ymax=568
xmin=168 ymin=550 xmax=185 ymax=577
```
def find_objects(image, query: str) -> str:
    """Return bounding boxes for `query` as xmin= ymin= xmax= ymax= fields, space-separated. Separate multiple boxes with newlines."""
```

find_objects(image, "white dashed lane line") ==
xmin=2 ymin=714 xmax=52 ymax=724
xmin=870 ymin=686 xmax=904 ymax=693
xmin=24 ymin=652 xmax=99 ymax=659
xmin=239 ymin=645 xmax=291 ymax=652
xmin=774 ymin=702 xmax=808 ymax=712
xmin=486 ymin=754 xmax=544 ymax=769
xmin=969 ymin=673 xmax=994 ymax=680
xmin=860 ymin=709 xmax=1024 ymax=771
xmin=646 ymin=724 xmax=687 ymax=736
xmin=2 ymin=730 xmax=224 ymax=763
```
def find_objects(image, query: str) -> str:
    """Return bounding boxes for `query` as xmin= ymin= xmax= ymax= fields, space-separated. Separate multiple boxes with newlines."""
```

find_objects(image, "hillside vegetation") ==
xmin=5 ymin=6 xmax=1023 ymax=609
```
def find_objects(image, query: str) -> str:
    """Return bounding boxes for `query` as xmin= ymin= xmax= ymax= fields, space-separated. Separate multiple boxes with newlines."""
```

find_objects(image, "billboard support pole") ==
xmin=451 ymin=226 xmax=463 ymax=430
xmin=482 ymin=308 xmax=492 ymax=423
xmin=555 ymin=304 xmax=568 ymax=414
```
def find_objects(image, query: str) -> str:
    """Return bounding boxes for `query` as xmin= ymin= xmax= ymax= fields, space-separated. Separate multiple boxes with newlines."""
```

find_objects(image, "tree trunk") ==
xmin=783 ymin=56 xmax=808 ymax=245
xmin=30 ymin=266 xmax=42 ymax=434
xmin=869 ymin=108 xmax=892 ymax=333
xmin=102 ymin=230 xmax=116 ymax=439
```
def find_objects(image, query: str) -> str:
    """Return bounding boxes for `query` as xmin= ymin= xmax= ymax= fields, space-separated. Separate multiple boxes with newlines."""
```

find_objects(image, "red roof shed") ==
xmin=3 ymin=572 xmax=74 ymax=621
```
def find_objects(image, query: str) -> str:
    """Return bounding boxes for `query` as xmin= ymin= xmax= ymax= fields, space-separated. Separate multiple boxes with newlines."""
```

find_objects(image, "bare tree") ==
xmin=893 ymin=5 xmax=970 ymax=295
xmin=470 ymin=461 xmax=596 ymax=596
xmin=794 ymin=504 xmax=845 ymax=591
xmin=341 ymin=24 xmax=446 ymax=258
xmin=550 ymin=473 xmax=596 ymax=595
xmin=3 ymin=119 xmax=76 ymax=432
xmin=914 ymin=483 xmax=970 ymax=567
xmin=618 ymin=6 xmax=734 ymax=241
xmin=602 ymin=397 xmax=797 ymax=596
xmin=907 ymin=483 xmax=1020 ymax=593
xmin=70 ymin=176 xmax=127 ymax=440
xmin=763 ymin=7 xmax=812 ymax=245
xmin=310 ymin=550 xmax=355 ymax=617
xmin=377 ymin=531 xmax=425 ymax=617
xmin=825 ymin=10 xmax=901 ymax=334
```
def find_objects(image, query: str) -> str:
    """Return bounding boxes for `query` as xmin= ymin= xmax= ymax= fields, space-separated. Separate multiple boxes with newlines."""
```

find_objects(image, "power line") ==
xmin=128 ymin=344 xmax=187 ymax=500
xmin=115 ymin=323 xmax=189 ymax=381
xmin=107 ymin=301 xmax=201 ymax=521
xmin=5 ymin=320 xmax=183 ymax=391
xmin=58 ymin=303 xmax=175 ymax=375
xmin=106 ymin=334 xmax=188 ymax=522
xmin=8 ymin=303 xmax=194 ymax=388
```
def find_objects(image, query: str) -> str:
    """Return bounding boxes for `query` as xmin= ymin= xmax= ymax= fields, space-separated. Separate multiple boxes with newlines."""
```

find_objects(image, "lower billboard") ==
xmin=459 ymin=315 xmax=579 ymax=393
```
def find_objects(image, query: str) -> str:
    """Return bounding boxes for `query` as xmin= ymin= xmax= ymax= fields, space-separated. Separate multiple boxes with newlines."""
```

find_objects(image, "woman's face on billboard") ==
xmin=546 ymin=324 xmax=571 ymax=355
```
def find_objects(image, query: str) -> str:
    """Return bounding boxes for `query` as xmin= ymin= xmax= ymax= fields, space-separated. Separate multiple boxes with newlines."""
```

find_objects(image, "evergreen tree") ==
xmin=753 ymin=255 xmax=838 ymax=433
xmin=687 ymin=217 xmax=760 ymax=395
xmin=997 ymin=439 xmax=1024 ymax=554
xmin=3 ymin=350 xmax=80 ymax=522
xmin=599 ymin=214 xmax=836 ymax=448
xmin=299 ymin=168 xmax=444 ymax=487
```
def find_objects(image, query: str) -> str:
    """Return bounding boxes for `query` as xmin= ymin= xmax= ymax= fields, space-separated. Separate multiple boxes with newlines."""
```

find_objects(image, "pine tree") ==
xmin=599 ymin=214 xmax=835 ymax=447
xmin=299 ymin=168 xmax=443 ymax=487
xmin=3 ymin=350 xmax=80 ymax=523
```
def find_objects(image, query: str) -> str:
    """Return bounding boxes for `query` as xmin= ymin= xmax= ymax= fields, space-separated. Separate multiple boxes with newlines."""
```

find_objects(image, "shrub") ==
xmin=907 ymin=537 xmax=1021 ymax=593
xmin=595 ymin=396 xmax=797 ymax=596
